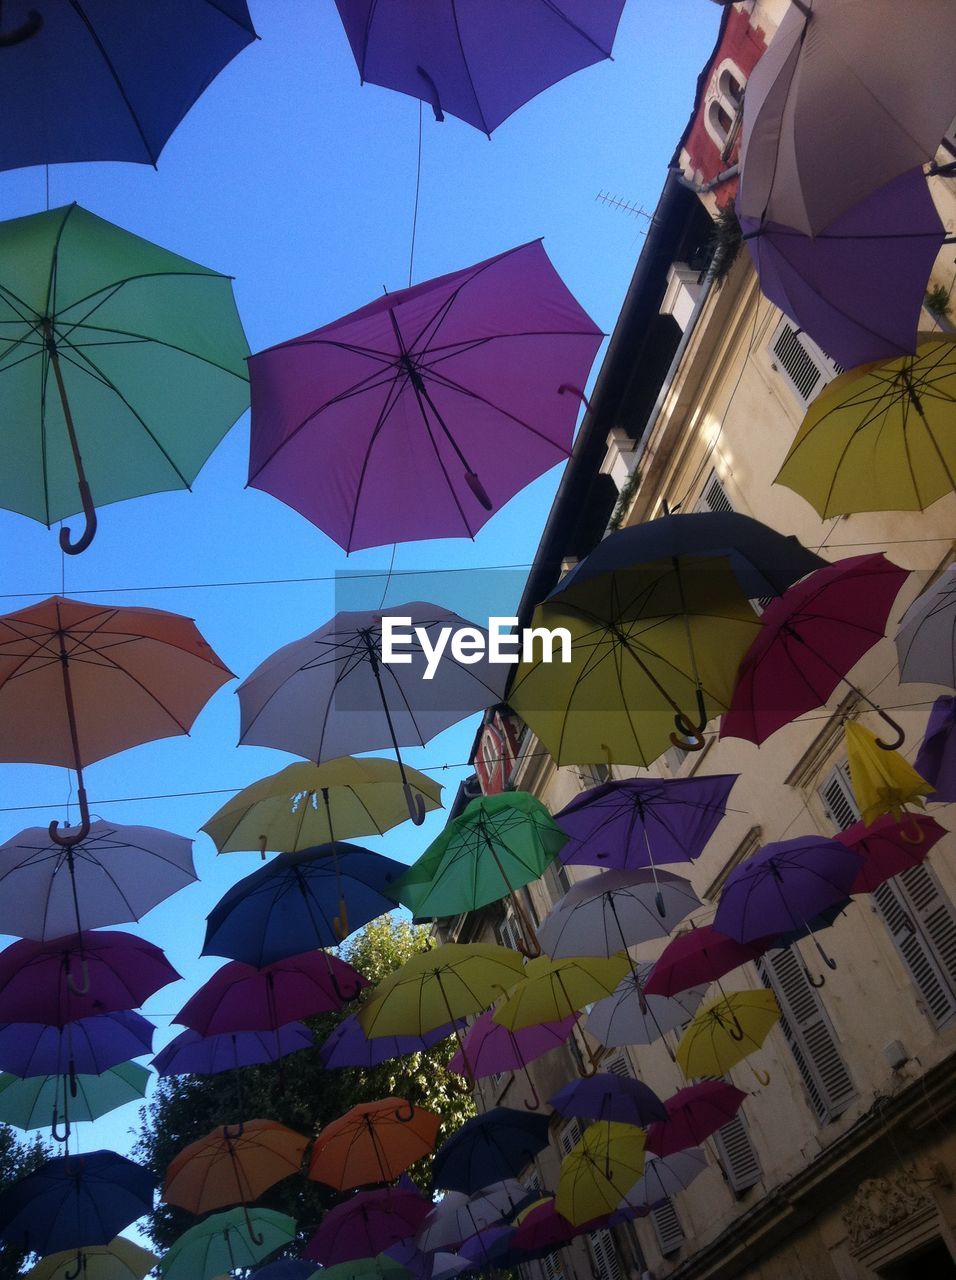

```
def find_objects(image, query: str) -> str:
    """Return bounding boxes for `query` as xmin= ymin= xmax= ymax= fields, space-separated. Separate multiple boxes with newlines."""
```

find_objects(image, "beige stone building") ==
xmin=435 ymin=5 xmax=956 ymax=1277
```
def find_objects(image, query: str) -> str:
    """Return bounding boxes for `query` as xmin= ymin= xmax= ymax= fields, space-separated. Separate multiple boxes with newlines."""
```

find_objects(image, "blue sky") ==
xmin=0 ymin=0 xmax=719 ymax=1202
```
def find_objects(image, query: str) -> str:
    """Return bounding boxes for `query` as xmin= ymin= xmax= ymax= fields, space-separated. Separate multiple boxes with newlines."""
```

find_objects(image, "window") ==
xmin=601 ymin=1049 xmax=633 ymax=1079
xmin=496 ymin=911 xmax=522 ymax=953
xmin=713 ymin=1112 xmax=761 ymax=1193
xmin=559 ymin=1117 xmax=584 ymax=1155
xmin=582 ymin=761 xmax=611 ymax=786
xmin=546 ymin=858 xmax=571 ymax=900
xmin=587 ymin=1228 xmax=623 ymax=1280
xmin=820 ymin=760 xmax=859 ymax=832
xmin=694 ymin=468 xmax=734 ymax=515
xmin=540 ymin=1252 xmax=565 ymax=1280
xmin=703 ymin=58 xmax=746 ymax=152
xmin=650 ymin=1199 xmax=685 ymax=1255
xmin=769 ymin=317 xmax=842 ymax=406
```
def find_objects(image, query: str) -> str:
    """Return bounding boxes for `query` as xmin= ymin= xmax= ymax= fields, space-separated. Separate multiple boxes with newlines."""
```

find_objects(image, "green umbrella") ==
xmin=0 ymin=1063 xmax=150 ymax=1140
xmin=320 ymin=1257 xmax=413 ymax=1280
xmin=157 ymin=1208 xmax=296 ymax=1280
xmin=0 ymin=203 xmax=249 ymax=553
xmin=393 ymin=791 xmax=566 ymax=957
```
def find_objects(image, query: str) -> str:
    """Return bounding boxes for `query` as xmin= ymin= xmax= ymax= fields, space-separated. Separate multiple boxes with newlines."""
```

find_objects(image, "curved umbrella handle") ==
xmin=558 ymin=384 xmax=594 ymax=416
xmin=49 ymin=787 xmax=92 ymax=849
xmin=68 ymin=1058 xmax=78 ymax=1098
xmin=874 ymin=709 xmax=905 ymax=751
xmin=670 ymin=715 xmax=705 ymax=752
xmin=223 ymin=1119 xmax=246 ymax=1139
xmin=579 ymin=1047 xmax=600 ymax=1079
xmin=404 ymin=783 xmax=427 ymax=826
xmin=243 ymin=1204 xmax=264 ymax=1246
xmin=416 ymin=64 xmax=445 ymax=122
xmin=258 ymin=835 xmax=268 ymax=860
xmin=813 ymin=936 xmax=838 ymax=972
xmin=516 ymin=930 xmax=542 ymax=960
xmin=51 ymin=1108 xmax=70 ymax=1144
xmin=63 ymin=1254 xmax=84 ymax=1280
xmin=66 ymin=957 xmax=90 ymax=996
xmin=899 ymin=810 xmax=925 ymax=846
xmin=728 ymin=1015 xmax=745 ymax=1042
xmin=394 ymin=1100 xmax=415 ymax=1123
xmin=59 ymin=478 xmax=98 ymax=556
xmin=751 ymin=1068 xmax=771 ymax=1087
xmin=0 ymin=6 xmax=42 ymax=46
xmin=522 ymin=1081 xmax=542 ymax=1111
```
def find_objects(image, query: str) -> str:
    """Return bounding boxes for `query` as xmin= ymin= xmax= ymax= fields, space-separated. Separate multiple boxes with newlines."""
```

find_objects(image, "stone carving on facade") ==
xmin=843 ymin=1171 xmax=933 ymax=1247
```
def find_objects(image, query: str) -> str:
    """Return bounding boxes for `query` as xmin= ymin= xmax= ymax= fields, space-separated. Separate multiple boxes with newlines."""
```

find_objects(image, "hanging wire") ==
xmin=408 ymin=98 xmax=423 ymax=289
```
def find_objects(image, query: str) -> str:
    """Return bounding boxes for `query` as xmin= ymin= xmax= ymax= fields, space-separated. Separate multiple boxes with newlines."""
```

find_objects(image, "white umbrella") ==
xmin=622 ymin=1149 xmax=707 ymax=1209
xmin=418 ymin=1181 xmax=523 ymax=1251
xmin=896 ymin=566 xmax=956 ymax=689
xmin=585 ymin=964 xmax=707 ymax=1049
xmin=538 ymin=868 xmax=701 ymax=960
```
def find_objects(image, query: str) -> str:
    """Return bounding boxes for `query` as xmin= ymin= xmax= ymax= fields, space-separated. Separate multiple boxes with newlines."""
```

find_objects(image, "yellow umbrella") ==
xmin=492 ymin=954 xmax=630 ymax=1032
xmin=676 ymin=989 xmax=779 ymax=1084
xmin=844 ymin=721 xmax=934 ymax=830
xmin=555 ymin=1122 xmax=646 ymax=1226
xmin=202 ymin=756 xmax=442 ymax=857
xmin=775 ymin=335 xmax=956 ymax=517
xmin=28 ymin=1239 xmax=157 ymax=1280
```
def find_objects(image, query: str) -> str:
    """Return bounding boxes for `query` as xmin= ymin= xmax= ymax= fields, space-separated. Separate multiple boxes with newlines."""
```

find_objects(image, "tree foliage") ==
xmin=135 ymin=917 xmax=475 ymax=1251
xmin=0 ymin=1126 xmax=53 ymax=1280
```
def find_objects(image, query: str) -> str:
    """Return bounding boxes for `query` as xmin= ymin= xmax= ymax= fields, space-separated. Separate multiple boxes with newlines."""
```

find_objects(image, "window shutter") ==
xmin=496 ymin=912 xmax=522 ymax=953
xmin=602 ymin=1049 xmax=633 ymax=1079
xmin=873 ymin=863 xmax=956 ymax=1028
xmin=769 ymin=319 xmax=842 ymax=404
xmin=650 ymin=1199 xmax=685 ymax=1255
xmin=695 ymin=468 xmax=734 ymax=515
xmin=713 ymin=1113 xmax=761 ymax=1193
xmin=587 ymin=1228 xmax=623 ymax=1280
xmin=758 ymin=946 xmax=855 ymax=1121
xmin=819 ymin=760 xmax=860 ymax=831
xmin=541 ymin=1251 xmax=565 ymax=1280
xmin=560 ymin=1118 xmax=584 ymax=1155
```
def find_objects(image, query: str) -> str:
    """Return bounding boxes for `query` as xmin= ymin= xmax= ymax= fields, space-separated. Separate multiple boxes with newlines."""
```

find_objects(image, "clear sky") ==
xmin=0 ymin=0 xmax=719 ymax=1209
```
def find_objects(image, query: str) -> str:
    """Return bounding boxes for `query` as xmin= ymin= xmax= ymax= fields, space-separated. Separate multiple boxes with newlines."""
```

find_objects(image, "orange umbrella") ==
xmin=308 ymin=1099 xmax=440 ymax=1190
xmin=0 ymin=597 xmax=233 ymax=848
xmin=164 ymin=1119 xmax=309 ymax=1220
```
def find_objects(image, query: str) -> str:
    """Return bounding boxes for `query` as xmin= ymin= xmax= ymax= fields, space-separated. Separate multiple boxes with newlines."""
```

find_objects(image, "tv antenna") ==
xmin=596 ymin=191 xmax=652 ymax=228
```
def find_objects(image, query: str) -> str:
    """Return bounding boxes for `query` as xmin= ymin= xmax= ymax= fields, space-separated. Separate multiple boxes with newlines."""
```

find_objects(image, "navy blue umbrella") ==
xmin=0 ymin=1149 xmax=154 ymax=1253
xmin=431 ymin=1108 xmax=551 ymax=1195
xmin=548 ymin=1073 xmax=667 ymax=1127
xmin=202 ymin=843 xmax=405 ymax=966
xmin=0 ymin=1 xmax=256 ymax=172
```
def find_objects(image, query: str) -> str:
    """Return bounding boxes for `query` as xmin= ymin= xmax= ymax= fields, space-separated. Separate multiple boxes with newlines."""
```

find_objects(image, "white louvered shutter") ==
xmin=602 ymin=1049 xmax=632 ymax=1079
xmin=587 ymin=1228 xmax=623 ymax=1280
xmin=873 ymin=864 xmax=956 ymax=1029
xmin=695 ymin=468 xmax=734 ymax=515
xmin=559 ymin=1118 xmax=584 ymax=1155
xmin=758 ymin=946 xmax=855 ymax=1121
xmin=769 ymin=318 xmax=841 ymax=404
xmin=650 ymin=1199 xmax=685 ymax=1255
xmin=819 ymin=761 xmax=859 ymax=831
xmin=497 ymin=912 xmax=522 ymax=953
xmin=713 ymin=1113 xmax=761 ymax=1193
xmin=541 ymin=1251 xmax=565 ymax=1280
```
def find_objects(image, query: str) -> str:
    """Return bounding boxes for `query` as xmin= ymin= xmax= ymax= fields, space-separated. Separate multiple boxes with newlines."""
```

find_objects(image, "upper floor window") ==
xmin=704 ymin=58 xmax=746 ymax=152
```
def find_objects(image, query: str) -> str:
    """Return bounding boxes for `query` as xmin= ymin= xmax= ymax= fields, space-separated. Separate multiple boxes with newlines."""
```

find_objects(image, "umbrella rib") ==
xmin=447 ymin=0 xmax=492 ymax=135
xmin=419 ymin=363 xmax=574 ymax=451
xmin=345 ymin=371 xmax=420 ymax=549
xmin=56 ymin=318 xmax=249 ymax=383
xmin=406 ymin=243 xmax=536 ymax=355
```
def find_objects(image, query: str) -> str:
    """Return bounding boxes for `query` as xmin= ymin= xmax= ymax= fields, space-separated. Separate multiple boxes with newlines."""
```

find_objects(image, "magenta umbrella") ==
xmin=642 ymin=925 xmax=770 ymax=999
xmin=447 ymin=1010 xmax=580 ymax=1110
xmin=645 ymin=1081 xmax=747 ymax=1158
xmin=246 ymin=240 xmax=602 ymax=552
xmin=720 ymin=554 xmax=910 ymax=750
xmin=305 ymin=1187 xmax=432 ymax=1265
xmin=836 ymin=813 xmax=947 ymax=895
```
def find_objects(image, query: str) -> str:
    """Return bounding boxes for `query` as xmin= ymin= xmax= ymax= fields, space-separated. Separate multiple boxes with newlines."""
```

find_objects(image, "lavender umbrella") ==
xmin=153 ymin=1024 xmax=314 ymax=1076
xmin=537 ymin=868 xmax=701 ymax=957
xmin=458 ymin=1225 xmax=514 ymax=1268
xmin=584 ymin=964 xmax=706 ymax=1053
xmin=622 ymin=1149 xmax=707 ymax=1210
xmin=447 ymin=1010 xmax=580 ymax=1110
xmin=742 ymin=168 xmax=947 ymax=369
xmin=0 ymin=1011 xmax=154 ymax=1079
xmin=915 ymin=696 xmax=956 ymax=803
xmin=320 ymin=1012 xmax=462 ymax=1069
xmin=548 ymin=1073 xmax=667 ymax=1127
xmin=333 ymin=1 xmax=625 ymax=135
xmin=247 ymin=240 xmax=602 ymax=552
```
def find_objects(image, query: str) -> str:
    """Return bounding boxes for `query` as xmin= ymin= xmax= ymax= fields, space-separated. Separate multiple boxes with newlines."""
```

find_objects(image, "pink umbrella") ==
xmin=305 ymin=1187 xmax=431 ymax=1265
xmin=642 ymin=926 xmax=770 ymax=999
xmin=645 ymin=1081 xmax=747 ymax=1158
xmin=836 ymin=813 xmax=947 ymax=894
xmin=447 ymin=1010 xmax=580 ymax=1110
xmin=510 ymin=1200 xmax=577 ymax=1253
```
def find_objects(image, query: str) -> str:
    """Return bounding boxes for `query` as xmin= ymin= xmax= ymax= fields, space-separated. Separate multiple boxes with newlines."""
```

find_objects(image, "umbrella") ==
xmin=153 ymin=1024 xmax=314 ymax=1077
xmin=238 ymin=602 xmax=508 ymax=824
xmin=555 ymin=1122 xmax=646 ymax=1226
xmin=0 ymin=821 xmax=196 ymax=941
xmin=915 ymin=696 xmax=956 ymax=803
xmin=27 ymin=1238 xmax=157 ymax=1280
xmin=247 ymin=239 xmax=602 ymax=551
xmin=837 ymin=813 xmax=947 ymax=895
xmin=317 ymin=1257 xmax=413 ymax=1280
xmin=164 ymin=1120 xmax=309 ymax=1222
xmin=175 ymin=952 xmax=368 ymax=1035
xmin=305 ymin=1187 xmax=432 ymax=1266
xmin=509 ymin=1199 xmax=577 ymax=1253
xmin=537 ymin=868 xmax=701 ymax=956
xmin=202 ymin=844 xmax=405 ymax=963
xmin=584 ymin=964 xmax=705 ymax=1055
xmin=643 ymin=925 xmax=771 ymax=1000
xmin=741 ymin=168 xmax=947 ymax=370
xmin=492 ymin=954 xmax=631 ymax=1033
xmin=202 ymin=756 xmax=443 ymax=856
xmin=447 ymin=1010 xmax=580 ymax=1110
xmin=252 ymin=1262 xmax=316 ymax=1280
xmin=737 ymin=0 xmax=956 ymax=235
xmin=430 ymin=1108 xmax=550 ymax=1194
xmin=320 ymin=1012 xmax=461 ymax=1070
xmin=393 ymin=791 xmax=566 ymax=956
xmin=554 ymin=774 xmax=737 ymax=872
xmin=457 ymin=1225 xmax=515 ymax=1268
xmin=622 ymin=1149 xmax=707 ymax=1209
xmin=0 ymin=931 xmax=179 ymax=1021
xmin=418 ymin=1181 xmax=529 ymax=1250
xmin=675 ymin=990 xmax=780 ymax=1084
xmin=0 ymin=3 xmax=256 ymax=169
xmin=0 ymin=1011 xmax=154 ymax=1081
xmin=308 ymin=1099 xmax=440 ymax=1190
xmin=774 ymin=337 xmax=956 ymax=519
xmin=0 ymin=1062 xmax=150 ymax=1141
xmin=157 ymin=1208 xmax=297 ymax=1280
xmin=332 ymin=1 xmax=625 ymax=134
xmin=0 ymin=1150 xmax=154 ymax=1254
xmin=0 ymin=596 xmax=232 ymax=845
xmin=720 ymin=554 xmax=910 ymax=749
xmin=548 ymin=1074 xmax=666 ymax=1128
xmin=896 ymin=565 xmax=956 ymax=688
xmin=0 ymin=204 xmax=250 ymax=551
xmin=844 ymin=722 xmax=934 ymax=830
xmin=645 ymin=1082 xmax=747 ymax=1158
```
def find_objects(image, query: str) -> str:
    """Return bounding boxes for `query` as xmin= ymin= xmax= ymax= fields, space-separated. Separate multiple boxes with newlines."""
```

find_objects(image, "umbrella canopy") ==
xmin=645 ymin=1082 xmax=747 ymax=1158
xmin=623 ymin=1149 xmax=707 ymax=1209
xmin=27 ymin=1238 xmax=157 ymax=1280
xmin=510 ymin=1199 xmax=577 ymax=1253
xmin=252 ymin=1262 xmax=316 ymax=1280
xmin=915 ymin=696 xmax=956 ymax=803
xmin=202 ymin=844 xmax=405 ymax=964
xmin=156 ymin=1208 xmax=297 ymax=1280
xmin=837 ymin=813 xmax=947 ymax=895
xmin=0 ymin=821 xmax=196 ymax=940
xmin=844 ymin=722 xmax=934 ymax=827
xmin=0 ymin=1150 xmax=154 ymax=1255
xmin=555 ymin=774 xmax=737 ymax=871
xmin=0 ymin=931 xmax=179 ymax=1026
xmin=676 ymin=990 xmax=780 ymax=1079
xmin=320 ymin=1012 xmax=461 ymax=1070
xmin=548 ymin=1074 xmax=666 ymax=1128
xmin=457 ymin=1225 xmax=514 ymax=1268
xmin=247 ymin=240 xmax=602 ymax=551
xmin=448 ymin=1009 xmax=579 ymax=1077
xmin=153 ymin=1024 xmax=314 ymax=1077
xmin=721 ymin=554 xmax=910 ymax=748
xmin=332 ymin=1 xmax=625 ymax=134
xmin=0 ymin=1063 xmax=150 ymax=1136
xmin=774 ymin=337 xmax=956 ymax=519
xmin=584 ymin=966 xmax=707 ymax=1049
xmin=431 ymin=1108 xmax=550 ymax=1194
xmin=0 ymin=1011 xmax=154 ymax=1080
xmin=738 ymin=0 xmax=956 ymax=236
xmin=202 ymin=757 xmax=443 ymax=855
xmin=308 ymin=1099 xmax=440 ymax=1190
xmin=492 ymin=955 xmax=631 ymax=1032
xmin=742 ymin=168 xmax=946 ymax=370
xmin=305 ymin=1187 xmax=431 ymax=1266
xmin=538 ymin=868 xmax=701 ymax=957
xmin=643 ymin=926 xmax=770 ymax=999
xmin=556 ymin=1122 xmax=646 ymax=1226
xmin=317 ymin=1256 xmax=413 ymax=1280
xmin=896 ymin=565 xmax=956 ymax=688
xmin=164 ymin=1120 xmax=309 ymax=1214
xmin=418 ymin=1181 xmax=528 ymax=1250
xmin=0 ymin=2 xmax=256 ymax=169
xmin=175 ymin=952 xmax=367 ymax=1035
xmin=0 ymin=204 xmax=250 ymax=551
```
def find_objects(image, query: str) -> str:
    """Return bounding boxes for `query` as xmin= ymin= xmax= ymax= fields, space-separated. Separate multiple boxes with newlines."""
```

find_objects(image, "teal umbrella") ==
xmin=157 ymin=1208 xmax=296 ymax=1280
xmin=0 ymin=204 xmax=249 ymax=553
xmin=0 ymin=1063 xmax=150 ymax=1141
xmin=393 ymin=792 xmax=566 ymax=957
xmin=321 ymin=1257 xmax=413 ymax=1280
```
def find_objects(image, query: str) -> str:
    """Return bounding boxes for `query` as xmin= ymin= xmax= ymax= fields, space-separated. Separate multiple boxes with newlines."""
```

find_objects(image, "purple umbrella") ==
xmin=383 ymin=1238 xmax=436 ymax=1280
xmin=915 ymin=696 xmax=956 ymax=804
xmin=320 ymin=1012 xmax=462 ymax=1069
xmin=0 ymin=1011 xmax=154 ymax=1079
xmin=547 ymin=1073 xmax=667 ymax=1127
xmin=447 ymin=1010 xmax=580 ymax=1110
xmin=742 ymin=168 xmax=947 ymax=369
xmin=306 ymin=1188 xmax=432 ymax=1265
xmin=555 ymin=775 xmax=738 ymax=872
xmin=458 ymin=1224 xmax=515 ymax=1267
xmin=333 ymin=1 xmax=626 ymax=135
xmin=246 ymin=240 xmax=602 ymax=552
xmin=152 ymin=1024 xmax=314 ymax=1076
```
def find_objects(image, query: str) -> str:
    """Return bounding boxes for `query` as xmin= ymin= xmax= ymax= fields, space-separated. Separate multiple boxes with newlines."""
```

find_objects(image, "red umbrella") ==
xmin=720 ymin=554 xmax=909 ymax=749
xmin=642 ymin=925 xmax=770 ymax=999
xmin=837 ymin=813 xmax=947 ymax=894
xmin=645 ymin=1081 xmax=747 ymax=1157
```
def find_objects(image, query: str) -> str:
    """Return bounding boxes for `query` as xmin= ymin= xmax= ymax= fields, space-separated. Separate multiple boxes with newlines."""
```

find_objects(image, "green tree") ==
xmin=0 ymin=1126 xmax=53 ymax=1280
xmin=135 ymin=917 xmax=475 ymax=1250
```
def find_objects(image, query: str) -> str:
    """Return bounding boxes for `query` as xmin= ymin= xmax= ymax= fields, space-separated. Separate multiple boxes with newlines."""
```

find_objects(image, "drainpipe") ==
xmin=676 ymin=161 xmax=739 ymax=195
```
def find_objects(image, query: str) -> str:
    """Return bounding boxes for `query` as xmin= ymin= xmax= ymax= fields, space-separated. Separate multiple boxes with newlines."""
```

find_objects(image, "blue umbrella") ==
xmin=0 ymin=1149 xmax=154 ymax=1253
xmin=152 ymin=1024 xmax=314 ymax=1076
xmin=202 ymin=843 xmax=405 ymax=966
xmin=548 ymin=1073 xmax=667 ymax=1127
xmin=431 ymin=1108 xmax=550 ymax=1194
xmin=319 ymin=1012 xmax=463 ymax=1070
xmin=0 ymin=1011 xmax=154 ymax=1079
